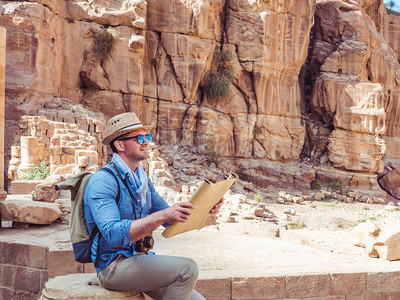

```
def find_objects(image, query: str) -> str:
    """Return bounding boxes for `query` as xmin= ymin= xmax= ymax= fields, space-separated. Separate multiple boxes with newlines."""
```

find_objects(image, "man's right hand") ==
xmin=162 ymin=202 xmax=195 ymax=224
xmin=129 ymin=202 xmax=195 ymax=242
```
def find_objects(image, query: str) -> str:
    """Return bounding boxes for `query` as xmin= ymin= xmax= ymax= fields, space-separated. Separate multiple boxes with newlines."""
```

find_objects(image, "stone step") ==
xmin=40 ymin=273 xmax=145 ymax=299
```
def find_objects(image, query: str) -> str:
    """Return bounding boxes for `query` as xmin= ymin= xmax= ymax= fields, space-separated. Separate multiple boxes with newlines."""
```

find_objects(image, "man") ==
xmin=84 ymin=112 xmax=223 ymax=299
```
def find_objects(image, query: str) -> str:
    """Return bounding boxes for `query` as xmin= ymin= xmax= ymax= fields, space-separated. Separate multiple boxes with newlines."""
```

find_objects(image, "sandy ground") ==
xmin=154 ymin=200 xmax=400 ymax=278
xmin=2 ymin=195 xmax=400 ymax=279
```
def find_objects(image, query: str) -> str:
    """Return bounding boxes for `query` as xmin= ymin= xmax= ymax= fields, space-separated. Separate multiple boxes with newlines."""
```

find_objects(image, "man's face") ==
xmin=117 ymin=129 xmax=150 ymax=162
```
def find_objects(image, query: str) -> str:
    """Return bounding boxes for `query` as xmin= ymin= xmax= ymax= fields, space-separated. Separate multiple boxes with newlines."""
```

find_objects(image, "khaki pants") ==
xmin=98 ymin=254 xmax=205 ymax=300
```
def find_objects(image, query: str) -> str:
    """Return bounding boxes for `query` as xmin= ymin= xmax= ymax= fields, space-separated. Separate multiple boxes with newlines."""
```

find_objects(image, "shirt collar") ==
xmin=112 ymin=153 xmax=137 ymax=181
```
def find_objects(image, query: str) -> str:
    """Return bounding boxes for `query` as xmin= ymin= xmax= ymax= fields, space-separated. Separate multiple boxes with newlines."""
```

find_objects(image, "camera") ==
xmin=134 ymin=236 xmax=154 ymax=252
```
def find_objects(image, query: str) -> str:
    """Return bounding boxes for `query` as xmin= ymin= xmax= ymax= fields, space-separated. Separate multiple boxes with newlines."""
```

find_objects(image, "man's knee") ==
xmin=187 ymin=258 xmax=199 ymax=278
xmin=179 ymin=257 xmax=199 ymax=282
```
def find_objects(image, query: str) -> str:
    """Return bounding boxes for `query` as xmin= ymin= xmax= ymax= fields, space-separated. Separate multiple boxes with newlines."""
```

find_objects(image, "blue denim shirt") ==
xmin=84 ymin=157 xmax=170 ymax=273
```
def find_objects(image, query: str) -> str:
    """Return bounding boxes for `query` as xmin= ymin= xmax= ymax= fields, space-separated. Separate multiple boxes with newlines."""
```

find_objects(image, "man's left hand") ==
xmin=210 ymin=198 xmax=224 ymax=214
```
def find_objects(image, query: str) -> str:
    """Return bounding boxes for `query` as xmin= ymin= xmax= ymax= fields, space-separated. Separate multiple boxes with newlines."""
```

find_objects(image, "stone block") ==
xmin=1 ymin=264 xmax=12 ymax=287
xmin=48 ymin=250 xmax=82 ymax=278
xmin=52 ymin=164 xmax=76 ymax=176
xmin=382 ymin=292 xmax=400 ymax=299
xmin=61 ymin=154 xmax=75 ymax=165
xmin=83 ymin=263 xmax=96 ymax=273
xmin=367 ymin=271 xmax=400 ymax=294
xmin=49 ymin=147 xmax=62 ymax=155
xmin=50 ymin=136 xmax=60 ymax=145
xmin=195 ymin=278 xmax=231 ymax=300
xmin=28 ymin=245 xmax=48 ymax=269
xmin=53 ymin=122 xmax=65 ymax=129
xmin=77 ymin=155 xmax=89 ymax=167
xmin=35 ymin=175 xmax=61 ymax=203
xmin=10 ymin=180 xmax=41 ymax=194
xmin=2 ymin=242 xmax=47 ymax=270
xmin=13 ymin=265 xmax=40 ymax=293
xmin=41 ymin=273 xmax=145 ymax=299
xmin=62 ymin=145 xmax=80 ymax=155
xmin=75 ymin=150 xmax=99 ymax=165
xmin=346 ymin=295 xmax=381 ymax=300
xmin=11 ymin=145 xmax=21 ymax=158
xmin=303 ymin=296 xmax=345 ymax=300
xmin=2 ymin=242 xmax=29 ymax=266
xmin=286 ymin=274 xmax=331 ymax=298
xmin=0 ymin=287 xmax=13 ymax=300
xmin=39 ymin=269 xmax=49 ymax=295
xmin=331 ymin=272 xmax=366 ymax=295
xmin=50 ymin=155 xmax=61 ymax=165
xmin=232 ymin=276 xmax=285 ymax=299
xmin=75 ymin=117 xmax=87 ymax=126
xmin=63 ymin=116 xmax=75 ymax=124
xmin=38 ymin=120 xmax=49 ymax=130
xmin=0 ymin=200 xmax=62 ymax=224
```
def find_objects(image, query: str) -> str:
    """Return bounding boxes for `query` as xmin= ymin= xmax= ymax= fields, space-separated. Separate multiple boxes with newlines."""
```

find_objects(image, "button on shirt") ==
xmin=84 ymin=157 xmax=170 ymax=273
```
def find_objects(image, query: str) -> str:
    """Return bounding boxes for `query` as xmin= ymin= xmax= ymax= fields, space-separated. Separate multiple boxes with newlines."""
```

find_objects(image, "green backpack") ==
xmin=56 ymin=168 xmax=120 ymax=267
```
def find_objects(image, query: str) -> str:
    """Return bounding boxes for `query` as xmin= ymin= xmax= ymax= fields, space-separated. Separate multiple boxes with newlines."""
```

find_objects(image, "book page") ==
xmin=162 ymin=174 xmax=237 ymax=238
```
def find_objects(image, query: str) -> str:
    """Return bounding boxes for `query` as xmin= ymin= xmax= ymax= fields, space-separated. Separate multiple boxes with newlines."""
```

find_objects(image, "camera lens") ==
xmin=143 ymin=236 xmax=154 ymax=249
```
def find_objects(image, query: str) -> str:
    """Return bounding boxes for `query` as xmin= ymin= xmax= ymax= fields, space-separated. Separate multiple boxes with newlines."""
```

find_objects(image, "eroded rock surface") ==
xmin=303 ymin=0 xmax=400 ymax=193
xmin=378 ymin=166 xmax=400 ymax=199
xmin=1 ymin=0 xmax=400 ymax=196
xmin=1 ymin=0 xmax=314 ymax=162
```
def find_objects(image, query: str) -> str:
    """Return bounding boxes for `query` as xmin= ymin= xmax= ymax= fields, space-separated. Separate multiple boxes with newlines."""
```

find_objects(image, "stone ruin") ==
xmin=7 ymin=98 xmax=106 ymax=195
xmin=0 ymin=94 xmax=107 ymax=225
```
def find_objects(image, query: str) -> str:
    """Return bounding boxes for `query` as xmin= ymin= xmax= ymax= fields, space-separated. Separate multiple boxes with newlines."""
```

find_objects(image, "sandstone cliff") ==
xmin=1 ymin=0 xmax=400 ymax=195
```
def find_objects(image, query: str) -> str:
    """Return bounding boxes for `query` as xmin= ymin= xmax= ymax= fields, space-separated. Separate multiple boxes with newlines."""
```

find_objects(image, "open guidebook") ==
xmin=162 ymin=174 xmax=237 ymax=238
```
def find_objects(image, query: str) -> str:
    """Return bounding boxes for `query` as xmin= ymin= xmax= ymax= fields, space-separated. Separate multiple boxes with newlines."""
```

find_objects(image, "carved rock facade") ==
xmin=303 ymin=0 xmax=400 ymax=192
xmin=1 ymin=0 xmax=400 ymax=193
xmin=0 ymin=0 xmax=314 ymax=161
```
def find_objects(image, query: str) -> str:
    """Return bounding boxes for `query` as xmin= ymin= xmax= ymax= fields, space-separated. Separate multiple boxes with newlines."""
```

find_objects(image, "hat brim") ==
xmin=102 ymin=125 xmax=153 ymax=145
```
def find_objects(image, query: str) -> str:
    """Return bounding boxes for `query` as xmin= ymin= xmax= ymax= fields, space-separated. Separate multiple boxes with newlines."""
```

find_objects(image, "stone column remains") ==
xmin=17 ymin=136 xmax=44 ymax=178
xmin=0 ymin=27 xmax=6 ymax=200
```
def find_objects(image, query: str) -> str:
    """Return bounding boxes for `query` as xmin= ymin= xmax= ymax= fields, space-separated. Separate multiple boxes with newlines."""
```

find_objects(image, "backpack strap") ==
xmin=90 ymin=167 xmax=121 ymax=268
xmin=100 ymin=167 xmax=121 ymax=205
xmin=110 ymin=162 xmax=138 ymax=220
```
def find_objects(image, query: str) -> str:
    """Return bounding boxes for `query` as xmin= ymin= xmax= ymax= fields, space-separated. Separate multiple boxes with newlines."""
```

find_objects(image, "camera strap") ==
xmin=110 ymin=162 xmax=138 ymax=220
xmin=111 ymin=162 xmax=153 ymax=253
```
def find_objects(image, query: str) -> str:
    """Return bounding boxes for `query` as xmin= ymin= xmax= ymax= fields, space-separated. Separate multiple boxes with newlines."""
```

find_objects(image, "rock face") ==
xmin=0 ymin=0 xmax=314 ymax=161
xmin=1 ymin=0 xmax=400 ymax=193
xmin=360 ymin=0 xmax=389 ymax=42
xmin=388 ymin=14 xmax=400 ymax=62
xmin=309 ymin=1 xmax=388 ymax=172
xmin=378 ymin=166 xmax=400 ymax=199
xmin=303 ymin=0 xmax=400 ymax=191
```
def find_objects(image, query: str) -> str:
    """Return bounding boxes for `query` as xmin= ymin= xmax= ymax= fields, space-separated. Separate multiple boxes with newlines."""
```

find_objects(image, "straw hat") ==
xmin=102 ymin=112 xmax=152 ymax=145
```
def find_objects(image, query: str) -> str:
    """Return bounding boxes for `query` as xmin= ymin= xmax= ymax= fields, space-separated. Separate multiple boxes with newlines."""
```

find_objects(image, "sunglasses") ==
xmin=118 ymin=134 xmax=152 ymax=144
